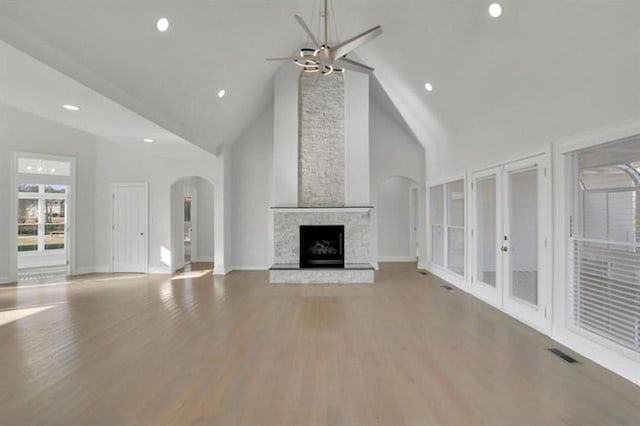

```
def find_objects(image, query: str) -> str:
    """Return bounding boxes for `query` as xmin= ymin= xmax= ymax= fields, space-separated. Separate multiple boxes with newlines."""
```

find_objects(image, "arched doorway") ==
xmin=170 ymin=177 xmax=215 ymax=272
xmin=374 ymin=175 xmax=424 ymax=265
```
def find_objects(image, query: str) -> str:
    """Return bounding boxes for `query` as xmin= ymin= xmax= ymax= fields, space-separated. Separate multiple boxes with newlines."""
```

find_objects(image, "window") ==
xmin=429 ymin=179 xmax=465 ymax=276
xmin=569 ymin=136 xmax=640 ymax=355
xmin=18 ymin=158 xmax=71 ymax=176
xmin=430 ymin=185 xmax=444 ymax=266
xmin=447 ymin=180 xmax=465 ymax=275
xmin=18 ymin=184 xmax=67 ymax=253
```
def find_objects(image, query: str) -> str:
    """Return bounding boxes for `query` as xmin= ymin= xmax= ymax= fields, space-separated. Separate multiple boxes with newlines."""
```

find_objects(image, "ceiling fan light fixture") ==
xmin=266 ymin=1 xmax=381 ymax=77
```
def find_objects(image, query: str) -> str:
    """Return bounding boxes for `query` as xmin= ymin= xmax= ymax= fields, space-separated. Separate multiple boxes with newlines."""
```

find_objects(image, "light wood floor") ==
xmin=1 ymin=263 xmax=639 ymax=426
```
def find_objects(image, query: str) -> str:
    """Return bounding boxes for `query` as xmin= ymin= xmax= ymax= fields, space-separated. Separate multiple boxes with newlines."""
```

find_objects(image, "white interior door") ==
xmin=471 ymin=154 xmax=550 ymax=331
xmin=111 ymin=183 xmax=148 ymax=273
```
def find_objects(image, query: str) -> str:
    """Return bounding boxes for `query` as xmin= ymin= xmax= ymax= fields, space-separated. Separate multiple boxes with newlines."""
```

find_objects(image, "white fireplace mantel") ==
xmin=271 ymin=206 xmax=373 ymax=213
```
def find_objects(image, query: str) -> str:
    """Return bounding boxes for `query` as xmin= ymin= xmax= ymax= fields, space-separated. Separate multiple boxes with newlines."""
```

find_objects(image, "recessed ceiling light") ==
xmin=424 ymin=83 xmax=433 ymax=92
xmin=489 ymin=3 xmax=503 ymax=18
xmin=156 ymin=17 xmax=169 ymax=32
xmin=218 ymin=89 xmax=226 ymax=98
xmin=143 ymin=138 xmax=154 ymax=143
xmin=63 ymin=104 xmax=80 ymax=111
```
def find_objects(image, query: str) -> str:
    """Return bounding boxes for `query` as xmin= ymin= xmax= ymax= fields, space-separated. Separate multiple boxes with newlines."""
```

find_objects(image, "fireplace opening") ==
xmin=300 ymin=225 xmax=345 ymax=268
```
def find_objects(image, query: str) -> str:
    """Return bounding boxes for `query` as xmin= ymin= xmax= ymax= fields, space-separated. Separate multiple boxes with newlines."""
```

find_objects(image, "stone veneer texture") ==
xmin=298 ymin=71 xmax=345 ymax=207
xmin=273 ymin=211 xmax=370 ymax=264
xmin=270 ymin=269 xmax=374 ymax=284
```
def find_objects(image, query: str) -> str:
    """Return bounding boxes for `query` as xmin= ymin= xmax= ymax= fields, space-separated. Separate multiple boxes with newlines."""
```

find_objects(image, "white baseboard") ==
xmin=424 ymin=263 xmax=468 ymax=291
xmin=213 ymin=265 xmax=229 ymax=275
xmin=193 ymin=256 xmax=214 ymax=263
xmin=95 ymin=266 xmax=110 ymax=273
xmin=149 ymin=266 xmax=172 ymax=274
xmin=378 ymin=256 xmax=418 ymax=262
xmin=0 ymin=276 xmax=15 ymax=285
xmin=552 ymin=327 xmax=640 ymax=387
xmin=372 ymin=262 xmax=379 ymax=270
xmin=417 ymin=262 xmax=429 ymax=270
xmin=72 ymin=266 xmax=96 ymax=276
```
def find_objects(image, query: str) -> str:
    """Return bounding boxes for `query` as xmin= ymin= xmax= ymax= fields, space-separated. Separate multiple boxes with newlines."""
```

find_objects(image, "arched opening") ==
xmin=170 ymin=176 xmax=215 ymax=273
xmin=375 ymin=175 xmax=422 ymax=263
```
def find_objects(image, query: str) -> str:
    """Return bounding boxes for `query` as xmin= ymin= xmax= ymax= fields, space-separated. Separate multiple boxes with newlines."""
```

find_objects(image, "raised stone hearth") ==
xmin=270 ymin=263 xmax=374 ymax=284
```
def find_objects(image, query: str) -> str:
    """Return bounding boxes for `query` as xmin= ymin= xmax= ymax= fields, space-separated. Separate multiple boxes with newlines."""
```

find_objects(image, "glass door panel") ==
xmin=476 ymin=176 xmax=497 ymax=286
xmin=471 ymin=168 xmax=503 ymax=307
xmin=502 ymin=156 xmax=549 ymax=332
xmin=471 ymin=155 xmax=550 ymax=332
xmin=507 ymin=168 xmax=539 ymax=305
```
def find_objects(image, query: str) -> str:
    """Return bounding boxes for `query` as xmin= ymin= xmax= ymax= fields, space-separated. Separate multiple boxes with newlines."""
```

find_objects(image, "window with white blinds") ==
xmin=569 ymin=136 xmax=640 ymax=355
xmin=430 ymin=185 xmax=445 ymax=266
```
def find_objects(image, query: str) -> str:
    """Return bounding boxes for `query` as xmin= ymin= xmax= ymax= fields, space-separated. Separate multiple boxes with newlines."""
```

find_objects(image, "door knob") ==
xmin=140 ymin=232 xmax=145 ymax=236
xmin=501 ymin=246 xmax=508 ymax=252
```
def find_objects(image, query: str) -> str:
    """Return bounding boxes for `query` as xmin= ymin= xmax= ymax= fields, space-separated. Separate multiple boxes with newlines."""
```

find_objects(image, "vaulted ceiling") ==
xmin=1 ymin=0 xmax=638 ymax=156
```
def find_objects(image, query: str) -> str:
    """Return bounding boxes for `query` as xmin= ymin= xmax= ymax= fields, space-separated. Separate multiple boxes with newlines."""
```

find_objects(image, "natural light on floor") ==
xmin=0 ymin=305 xmax=53 ymax=327
xmin=170 ymin=270 xmax=212 ymax=281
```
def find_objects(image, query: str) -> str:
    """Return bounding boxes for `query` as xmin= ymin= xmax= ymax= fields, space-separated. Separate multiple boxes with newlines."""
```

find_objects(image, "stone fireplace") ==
xmin=269 ymin=66 xmax=374 ymax=283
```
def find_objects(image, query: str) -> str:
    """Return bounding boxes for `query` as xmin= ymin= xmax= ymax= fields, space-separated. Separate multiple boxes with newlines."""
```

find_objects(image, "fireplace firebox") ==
xmin=300 ymin=225 xmax=345 ymax=268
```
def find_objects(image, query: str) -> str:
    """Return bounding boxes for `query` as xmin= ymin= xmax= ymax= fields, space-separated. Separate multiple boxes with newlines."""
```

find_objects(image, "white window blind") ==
xmin=446 ymin=180 xmax=465 ymax=276
xmin=430 ymin=185 xmax=444 ymax=266
xmin=569 ymin=136 xmax=640 ymax=355
xmin=429 ymin=180 xmax=465 ymax=276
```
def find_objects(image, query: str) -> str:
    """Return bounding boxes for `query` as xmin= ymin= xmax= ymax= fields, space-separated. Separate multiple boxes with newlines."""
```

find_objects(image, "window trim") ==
xmin=18 ymin=184 xmax=68 ymax=254
xmin=555 ymin=117 xmax=640 ymax=387
xmin=9 ymin=152 xmax=76 ymax=279
xmin=427 ymin=174 xmax=467 ymax=284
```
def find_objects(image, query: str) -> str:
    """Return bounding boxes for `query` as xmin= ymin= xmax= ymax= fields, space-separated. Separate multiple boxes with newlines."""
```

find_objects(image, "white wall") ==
xmin=369 ymin=99 xmax=426 ymax=266
xmin=377 ymin=177 xmax=415 ymax=260
xmin=345 ymin=72 xmax=371 ymax=205
xmin=272 ymin=64 xmax=299 ymax=206
xmin=196 ymin=178 xmax=215 ymax=260
xmin=0 ymin=104 xmax=96 ymax=283
xmin=94 ymin=139 xmax=225 ymax=274
xmin=229 ymin=103 xmax=274 ymax=269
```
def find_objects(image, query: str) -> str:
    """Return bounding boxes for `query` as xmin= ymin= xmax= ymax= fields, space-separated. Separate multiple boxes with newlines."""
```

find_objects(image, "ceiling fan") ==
xmin=267 ymin=0 xmax=382 ymax=76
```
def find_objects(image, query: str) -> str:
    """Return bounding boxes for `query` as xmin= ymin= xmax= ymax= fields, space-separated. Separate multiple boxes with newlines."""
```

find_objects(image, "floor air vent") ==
xmin=548 ymin=348 xmax=578 ymax=363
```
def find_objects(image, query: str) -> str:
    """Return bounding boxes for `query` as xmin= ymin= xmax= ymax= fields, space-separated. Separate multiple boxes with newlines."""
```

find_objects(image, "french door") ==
xmin=111 ymin=183 xmax=148 ymax=273
xmin=471 ymin=154 xmax=550 ymax=332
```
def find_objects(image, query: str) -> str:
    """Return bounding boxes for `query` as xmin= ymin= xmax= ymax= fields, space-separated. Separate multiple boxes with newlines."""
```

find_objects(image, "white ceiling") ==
xmin=0 ymin=40 xmax=212 ymax=158
xmin=1 ymin=0 xmax=638 ymax=156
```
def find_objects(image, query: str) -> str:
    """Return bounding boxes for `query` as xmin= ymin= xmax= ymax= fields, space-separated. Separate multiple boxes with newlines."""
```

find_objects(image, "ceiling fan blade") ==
xmin=294 ymin=14 xmax=321 ymax=48
xmin=336 ymin=57 xmax=375 ymax=74
xmin=330 ymin=25 xmax=382 ymax=61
